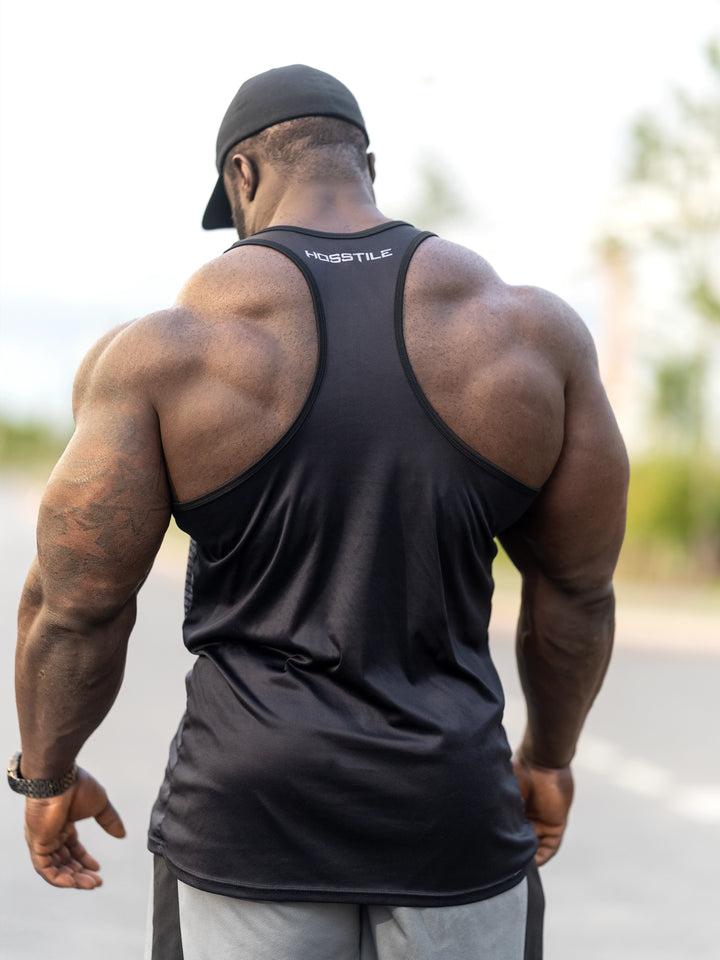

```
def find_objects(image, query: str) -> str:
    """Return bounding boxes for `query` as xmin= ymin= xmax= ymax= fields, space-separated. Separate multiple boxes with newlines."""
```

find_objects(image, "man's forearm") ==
xmin=15 ymin=563 xmax=136 ymax=780
xmin=515 ymin=575 xmax=615 ymax=768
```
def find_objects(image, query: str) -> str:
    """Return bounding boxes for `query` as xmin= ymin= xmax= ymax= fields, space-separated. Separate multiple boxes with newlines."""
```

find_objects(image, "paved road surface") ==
xmin=2 ymin=475 xmax=719 ymax=959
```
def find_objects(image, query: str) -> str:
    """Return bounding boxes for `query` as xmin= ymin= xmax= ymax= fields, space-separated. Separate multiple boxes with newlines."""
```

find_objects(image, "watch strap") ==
xmin=7 ymin=752 xmax=78 ymax=798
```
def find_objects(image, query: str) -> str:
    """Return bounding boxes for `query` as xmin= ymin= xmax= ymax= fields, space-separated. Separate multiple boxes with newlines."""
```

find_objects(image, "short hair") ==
xmin=223 ymin=115 xmax=368 ymax=182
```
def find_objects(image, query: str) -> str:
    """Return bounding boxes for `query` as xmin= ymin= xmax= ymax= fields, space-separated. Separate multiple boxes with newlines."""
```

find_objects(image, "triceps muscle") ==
xmin=36 ymin=417 xmax=171 ymax=625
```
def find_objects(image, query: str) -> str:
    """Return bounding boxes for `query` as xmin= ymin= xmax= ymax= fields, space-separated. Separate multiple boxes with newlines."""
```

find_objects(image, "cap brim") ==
xmin=202 ymin=175 xmax=234 ymax=230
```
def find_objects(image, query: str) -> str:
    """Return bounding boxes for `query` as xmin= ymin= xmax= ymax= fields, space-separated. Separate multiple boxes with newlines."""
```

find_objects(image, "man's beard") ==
xmin=228 ymin=181 xmax=247 ymax=239
xmin=231 ymin=204 xmax=247 ymax=240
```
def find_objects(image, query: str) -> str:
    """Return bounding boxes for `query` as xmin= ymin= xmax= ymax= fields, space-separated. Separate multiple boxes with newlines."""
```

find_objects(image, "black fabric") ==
xmin=524 ymin=862 xmax=545 ymax=960
xmin=149 ymin=854 xmax=184 ymax=960
xmin=149 ymin=221 xmax=539 ymax=905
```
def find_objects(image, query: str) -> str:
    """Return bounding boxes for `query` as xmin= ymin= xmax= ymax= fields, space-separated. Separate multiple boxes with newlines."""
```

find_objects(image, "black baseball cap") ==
xmin=202 ymin=64 xmax=369 ymax=230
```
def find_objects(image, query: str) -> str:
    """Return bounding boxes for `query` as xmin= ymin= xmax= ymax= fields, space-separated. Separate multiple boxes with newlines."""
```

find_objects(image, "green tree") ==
xmin=605 ymin=37 xmax=720 ymax=576
xmin=611 ymin=36 xmax=720 ymax=448
xmin=629 ymin=37 xmax=720 ymax=327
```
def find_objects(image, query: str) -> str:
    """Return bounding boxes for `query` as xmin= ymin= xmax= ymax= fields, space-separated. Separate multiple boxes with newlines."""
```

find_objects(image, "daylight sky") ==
xmin=1 ymin=0 xmax=718 ymax=421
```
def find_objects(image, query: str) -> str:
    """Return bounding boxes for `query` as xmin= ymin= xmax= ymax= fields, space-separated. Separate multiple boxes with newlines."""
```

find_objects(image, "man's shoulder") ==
xmin=70 ymin=308 xmax=195 ymax=415
xmin=412 ymin=236 xmax=591 ymax=346
xmin=72 ymin=242 xmax=315 ymax=413
xmin=175 ymin=243 xmax=312 ymax=321
xmin=411 ymin=235 xmax=499 ymax=290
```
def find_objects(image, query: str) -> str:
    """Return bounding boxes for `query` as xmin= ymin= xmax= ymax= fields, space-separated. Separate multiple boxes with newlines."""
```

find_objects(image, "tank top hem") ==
xmin=149 ymin=842 xmax=530 ymax=907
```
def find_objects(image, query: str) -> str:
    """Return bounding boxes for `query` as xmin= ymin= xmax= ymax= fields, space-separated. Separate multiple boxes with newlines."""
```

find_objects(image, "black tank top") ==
xmin=148 ymin=221 xmax=539 ymax=905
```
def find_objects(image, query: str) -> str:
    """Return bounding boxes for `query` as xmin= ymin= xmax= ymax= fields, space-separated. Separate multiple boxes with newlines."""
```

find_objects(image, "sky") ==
xmin=1 ymin=0 xmax=718 ymax=424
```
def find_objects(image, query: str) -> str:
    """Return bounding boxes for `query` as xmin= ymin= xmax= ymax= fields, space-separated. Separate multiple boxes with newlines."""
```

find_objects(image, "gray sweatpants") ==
xmin=146 ymin=856 xmax=544 ymax=960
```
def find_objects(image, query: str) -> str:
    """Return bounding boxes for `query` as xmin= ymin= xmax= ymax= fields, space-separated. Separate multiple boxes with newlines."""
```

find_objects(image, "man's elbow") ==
xmin=40 ymin=582 xmax=140 ymax=635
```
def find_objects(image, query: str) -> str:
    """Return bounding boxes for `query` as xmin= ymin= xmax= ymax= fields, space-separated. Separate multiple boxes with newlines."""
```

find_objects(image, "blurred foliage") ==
xmin=604 ymin=35 xmax=720 ymax=455
xmin=612 ymin=36 xmax=720 ymax=582
xmin=687 ymin=268 xmax=720 ymax=326
xmin=621 ymin=453 xmax=720 ymax=581
xmin=0 ymin=416 xmax=70 ymax=471
xmin=628 ymin=37 xmax=720 ymax=254
xmin=651 ymin=355 xmax=707 ymax=450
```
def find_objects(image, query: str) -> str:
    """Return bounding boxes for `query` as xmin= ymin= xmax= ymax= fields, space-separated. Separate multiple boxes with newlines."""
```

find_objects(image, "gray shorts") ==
xmin=146 ymin=856 xmax=543 ymax=960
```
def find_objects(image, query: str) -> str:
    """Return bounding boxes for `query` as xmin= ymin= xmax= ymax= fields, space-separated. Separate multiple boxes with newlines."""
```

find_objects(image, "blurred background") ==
xmin=1 ymin=1 xmax=718 ymax=958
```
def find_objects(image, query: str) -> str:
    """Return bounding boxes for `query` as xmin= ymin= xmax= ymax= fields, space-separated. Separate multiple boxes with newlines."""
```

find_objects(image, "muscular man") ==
xmin=11 ymin=65 xmax=628 ymax=959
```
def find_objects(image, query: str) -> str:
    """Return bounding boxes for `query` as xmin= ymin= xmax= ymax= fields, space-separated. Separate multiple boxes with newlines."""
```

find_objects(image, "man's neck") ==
xmin=251 ymin=179 xmax=389 ymax=236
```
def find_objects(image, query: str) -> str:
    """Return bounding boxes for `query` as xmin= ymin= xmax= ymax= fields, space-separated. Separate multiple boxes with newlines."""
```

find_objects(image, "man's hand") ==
xmin=24 ymin=768 xmax=126 ymax=889
xmin=512 ymin=752 xmax=574 ymax=866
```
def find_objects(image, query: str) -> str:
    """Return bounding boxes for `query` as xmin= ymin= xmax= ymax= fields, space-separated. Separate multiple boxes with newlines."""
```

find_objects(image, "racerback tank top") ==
xmin=148 ymin=221 xmax=539 ymax=905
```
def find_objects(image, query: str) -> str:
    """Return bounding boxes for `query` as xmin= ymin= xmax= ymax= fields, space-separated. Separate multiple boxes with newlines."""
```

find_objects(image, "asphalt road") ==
xmin=2 ymin=474 xmax=719 ymax=959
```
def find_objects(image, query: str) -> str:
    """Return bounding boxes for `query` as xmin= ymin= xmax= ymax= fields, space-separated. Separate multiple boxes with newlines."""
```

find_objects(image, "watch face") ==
xmin=7 ymin=753 xmax=28 ymax=794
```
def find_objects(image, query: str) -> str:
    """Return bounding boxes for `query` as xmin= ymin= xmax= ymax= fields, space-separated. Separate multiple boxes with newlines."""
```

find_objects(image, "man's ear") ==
xmin=367 ymin=152 xmax=376 ymax=183
xmin=231 ymin=152 xmax=258 ymax=201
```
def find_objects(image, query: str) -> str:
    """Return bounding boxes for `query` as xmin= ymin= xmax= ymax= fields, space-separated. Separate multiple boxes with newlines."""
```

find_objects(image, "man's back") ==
xmin=144 ymin=221 xmax=543 ymax=903
xmin=79 ymin=229 xmax=590 ymax=504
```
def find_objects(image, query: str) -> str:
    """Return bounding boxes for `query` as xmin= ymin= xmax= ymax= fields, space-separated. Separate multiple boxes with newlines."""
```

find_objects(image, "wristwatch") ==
xmin=7 ymin=752 xmax=78 ymax=798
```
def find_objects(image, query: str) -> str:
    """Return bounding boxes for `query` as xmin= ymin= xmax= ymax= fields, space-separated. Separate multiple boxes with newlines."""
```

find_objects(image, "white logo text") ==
xmin=305 ymin=248 xmax=393 ymax=263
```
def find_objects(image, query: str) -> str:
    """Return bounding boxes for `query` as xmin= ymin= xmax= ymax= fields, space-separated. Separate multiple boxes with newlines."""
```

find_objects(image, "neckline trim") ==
xmin=229 ymin=221 xmax=411 ymax=248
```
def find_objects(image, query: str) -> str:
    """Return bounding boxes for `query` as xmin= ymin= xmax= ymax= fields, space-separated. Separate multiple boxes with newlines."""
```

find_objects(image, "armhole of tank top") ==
xmin=173 ymin=239 xmax=327 ymax=513
xmin=394 ymin=235 xmax=540 ymax=497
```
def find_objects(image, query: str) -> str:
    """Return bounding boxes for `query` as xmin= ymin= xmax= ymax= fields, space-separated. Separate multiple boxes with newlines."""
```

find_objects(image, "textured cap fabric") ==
xmin=202 ymin=64 xmax=368 ymax=230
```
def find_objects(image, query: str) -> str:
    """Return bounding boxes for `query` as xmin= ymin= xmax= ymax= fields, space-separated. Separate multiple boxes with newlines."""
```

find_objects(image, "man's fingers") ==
xmin=64 ymin=770 xmax=126 ymax=837
xmin=30 ymin=843 xmax=104 ymax=889
xmin=95 ymin=799 xmax=126 ymax=838
xmin=36 ymin=865 xmax=78 ymax=889
xmin=534 ymin=838 xmax=560 ymax=866
xmin=66 ymin=836 xmax=101 ymax=872
xmin=38 ymin=865 xmax=103 ymax=889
